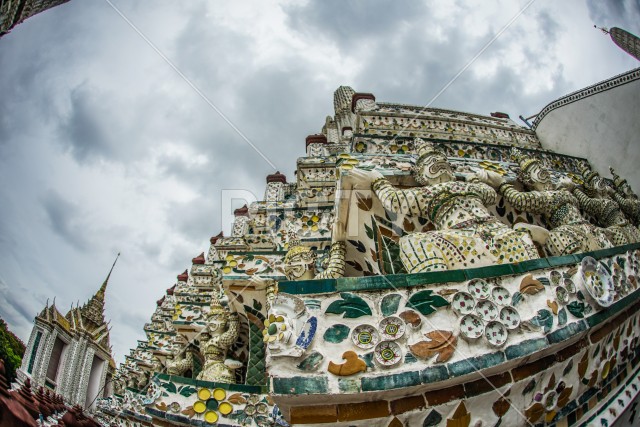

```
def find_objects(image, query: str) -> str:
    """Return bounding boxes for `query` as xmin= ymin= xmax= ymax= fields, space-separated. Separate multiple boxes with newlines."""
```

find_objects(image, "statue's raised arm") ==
xmin=355 ymin=139 xmax=539 ymax=273
xmin=490 ymin=148 xmax=613 ymax=256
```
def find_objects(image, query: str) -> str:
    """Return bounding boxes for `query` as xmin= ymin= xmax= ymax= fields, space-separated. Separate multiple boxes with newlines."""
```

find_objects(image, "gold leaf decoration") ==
xmin=545 ymin=410 xmax=558 ymax=423
xmin=327 ymin=351 xmax=367 ymax=376
xmin=181 ymin=406 xmax=196 ymax=418
xmin=492 ymin=395 xmax=511 ymax=418
xmin=156 ymin=402 xmax=167 ymax=411
xmin=557 ymin=386 xmax=573 ymax=408
xmin=524 ymin=402 xmax=544 ymax=424
xmin=409 ymin=330 xmax=457 ymax=363
xmin=227 ymin=392 xmax=247 ymax=405
xmin=399 ymin=310 xmax=422 ymax=328
xmin=578 ymin=351 xmax=589 ymax=378
xmin=447 ymin=402 xmax=471 ymax=427
xmin=547 ymin=300 xmax=558 ymax=315
xmin=520 ymin=274 xmax=544 ymax=295
xmin=437 ymin=288 xmax=458 ymax=297
xmin=356 ymin=192 xmax=373 ymax=211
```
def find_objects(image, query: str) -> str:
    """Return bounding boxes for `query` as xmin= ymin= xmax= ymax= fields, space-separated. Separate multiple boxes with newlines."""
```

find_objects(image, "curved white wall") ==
xmin=535 ymin=74 xmax=640 ymax=192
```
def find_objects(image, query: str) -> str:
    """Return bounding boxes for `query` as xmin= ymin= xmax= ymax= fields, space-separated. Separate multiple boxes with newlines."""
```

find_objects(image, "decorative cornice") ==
xmin=532 ymin=67 xmax=640 ymax=129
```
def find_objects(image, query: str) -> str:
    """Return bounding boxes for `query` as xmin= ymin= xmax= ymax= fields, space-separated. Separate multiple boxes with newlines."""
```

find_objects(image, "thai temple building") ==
xmin=5 ymin=26 xmax=640 ymax=427
xmin=90 ymin=61 xmax=640 ymax=426
xmin=11 ymin=257 xmax=118 ymax=420
xmin=0 ymin=0 xmax=70 ymax=37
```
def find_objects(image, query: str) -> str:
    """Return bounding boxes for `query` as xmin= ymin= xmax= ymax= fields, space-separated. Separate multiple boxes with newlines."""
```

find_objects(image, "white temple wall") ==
xmin=32 ymin=324 xmax=54 ymax=386
xmin=535 ymin=76 xmax=640 ymax=192
xmin=18 ymin=326 xmax=42 ymax=380
xmin=84 ymin=354 xmax=105 ymax=410
xmin=50 ymin=333 xmax=73 ymax=396
xmin=74 ymin=342 xmax=95 ymax=406
xmin=66 ymin=337 xmax=88 ymax=404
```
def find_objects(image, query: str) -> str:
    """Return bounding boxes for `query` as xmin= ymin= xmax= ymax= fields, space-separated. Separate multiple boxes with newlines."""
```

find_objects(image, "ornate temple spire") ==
xmin=80 ymin=253 xmax=120 ymax=330
xmin=596 ymin=25 xmax=640 ymax=61
xmin=333 ymin=86 xmax=356 ymax=114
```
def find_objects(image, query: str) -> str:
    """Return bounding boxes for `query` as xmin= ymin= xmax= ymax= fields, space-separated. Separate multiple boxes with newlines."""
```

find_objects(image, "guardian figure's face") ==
xmin=284 ymin=250 xmax=316 ymax=280
xmin=525 ymin=162 xmax=552 ymax=191
xmin=415 ymin=153 xmax=453 ymax=185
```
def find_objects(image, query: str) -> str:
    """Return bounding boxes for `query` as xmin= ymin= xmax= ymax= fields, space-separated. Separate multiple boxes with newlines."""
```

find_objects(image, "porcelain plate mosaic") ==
xmin=581 ymin=256 xmax=615 ymax=307
xmin=351 ymin=324 xmax=380 ymax=349
xmin=467 ymin=279 xmax=491 ymax=300
xmin=378 ymin=316 xmax=406 ymax=341
xmin=452 ymin=291 xmax=475 ymax=315
xmin=374 ymin=340 xmax=402 ymax=366
xmin=460 ymin=314 xmax=484 ymax=340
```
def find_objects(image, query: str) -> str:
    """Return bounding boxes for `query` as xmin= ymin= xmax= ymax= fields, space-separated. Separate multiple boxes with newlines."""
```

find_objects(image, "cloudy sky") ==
xmin=0 ymin=0 xmax=638 ymax=363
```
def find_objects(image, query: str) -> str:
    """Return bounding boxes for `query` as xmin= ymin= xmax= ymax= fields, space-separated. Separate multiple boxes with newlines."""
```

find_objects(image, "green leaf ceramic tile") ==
xmin=325 ymin=293 xmax=372 ymax=318
xmin=567 ymin=301 xmax=586 ymax=318
xmin=530 ymin=309 xmax=553 ymax=333
xmin=406 ymin=290 xmax=449 ymax=316
xmin=381 ymin=293 xmax=402 ymax=316
xmin=558 ymin=307 xmax=568 ymax=326
xmin=323 ymin=324 xmax=350 ymax=343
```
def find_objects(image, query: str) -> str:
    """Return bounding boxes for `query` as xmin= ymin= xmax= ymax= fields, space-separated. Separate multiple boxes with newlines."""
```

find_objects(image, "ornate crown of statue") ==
xmin=510 ymin=148 xmax=541 ymax=187
xmin=579 ymin=165 xmax=599 ymax=189
xmin=207 ymin=293 xmax=228 ymax=320
xmin=510 ymin=147 xmax=538 ymax=172
xmin=414 ymin=138 xmax=445 ymax=164
xmin=284 ymin=226 xmax=314 ymax=264
xmin=609 ymin=166 xmax=627 ymax=189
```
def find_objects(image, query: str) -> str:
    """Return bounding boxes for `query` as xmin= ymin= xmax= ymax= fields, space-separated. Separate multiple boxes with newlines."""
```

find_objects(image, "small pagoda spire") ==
xmin=80 ymin=253 xmax=120 ymax=329
xmin=97 ymin=252 xmax=121 ymax=301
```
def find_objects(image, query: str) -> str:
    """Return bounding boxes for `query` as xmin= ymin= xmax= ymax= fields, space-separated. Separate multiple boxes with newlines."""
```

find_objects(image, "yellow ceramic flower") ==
xmin=193 ymin=387 xmax=234 ymax=424
xmin=262 ymin=314 xmax=287 ymax=343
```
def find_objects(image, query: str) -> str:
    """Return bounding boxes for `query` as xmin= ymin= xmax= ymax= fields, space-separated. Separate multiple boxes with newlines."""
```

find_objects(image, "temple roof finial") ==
xmin=98 ymin=252 xmax=120 ymax=299
xmin=80 ymin=253 xmax=120 ymax=330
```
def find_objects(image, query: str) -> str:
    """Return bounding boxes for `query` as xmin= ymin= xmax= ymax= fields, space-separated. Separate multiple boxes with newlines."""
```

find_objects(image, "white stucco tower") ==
xmin=15 ymin=256 xmax=118 ymax=410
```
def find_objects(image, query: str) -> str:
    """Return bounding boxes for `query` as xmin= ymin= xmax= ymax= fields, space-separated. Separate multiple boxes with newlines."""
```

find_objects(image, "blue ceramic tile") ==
xmin=505 ymin=338 xmax=548 ymax=360
xmin=272 ymin=376 xmax=328 ymax=395
xmin=547 ymin=254 xmax=579 ymax=267
xmin=448 ymin=352 xmax=506 ymax=377
xmin=464 ymin=263 xmax=514 ymax=279
xmin=546 ymin=321 xmax=587 ymax=344
xmin=338 ymin=378 xmax=361 ymax=393
xmin=420 ymin=365 xmax=449 ymax=384
xmin=361 ymin=370 xmax=421 ymax=391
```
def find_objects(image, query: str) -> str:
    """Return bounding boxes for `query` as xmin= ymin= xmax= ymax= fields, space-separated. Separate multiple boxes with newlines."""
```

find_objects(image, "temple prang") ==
xmin=8 ymin=26 xmax=640 ymax=427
